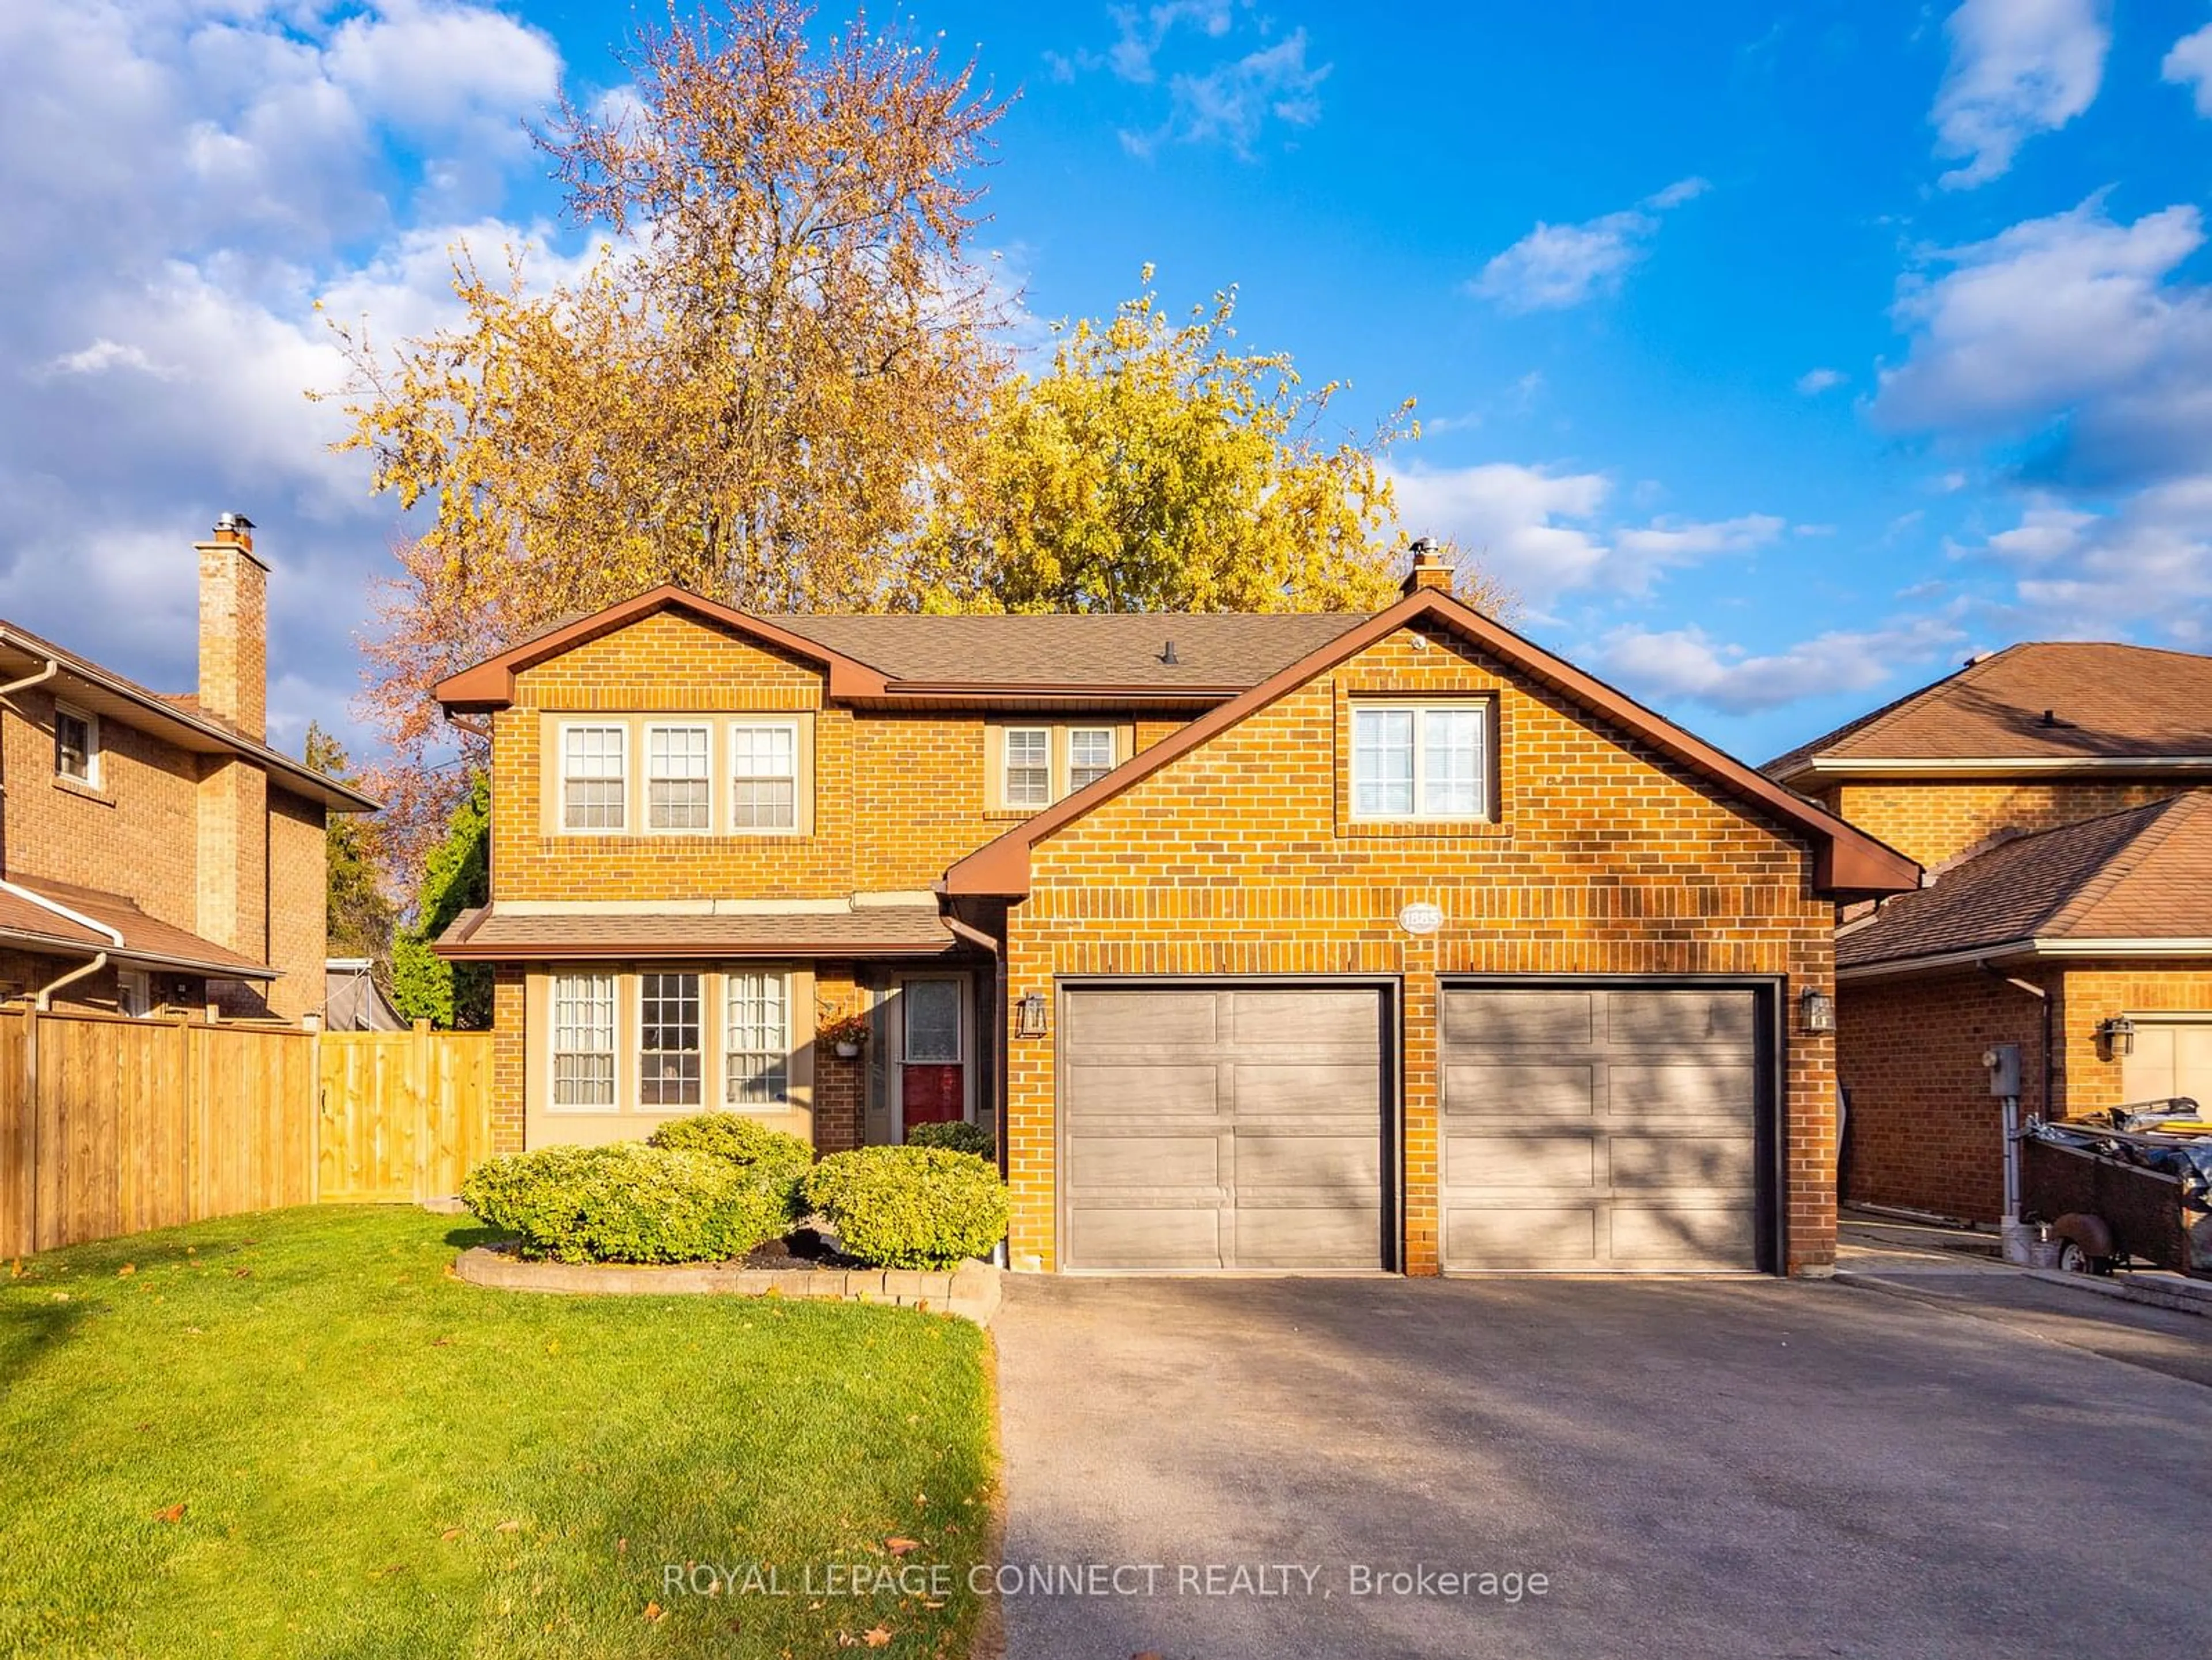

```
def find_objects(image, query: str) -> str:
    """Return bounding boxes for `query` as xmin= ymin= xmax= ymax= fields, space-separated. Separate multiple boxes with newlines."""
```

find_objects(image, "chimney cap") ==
xmin=213 ymin=511 xmax=255 ymax=537
xmin=1410 ymin=535 xmax=1441 ymax=564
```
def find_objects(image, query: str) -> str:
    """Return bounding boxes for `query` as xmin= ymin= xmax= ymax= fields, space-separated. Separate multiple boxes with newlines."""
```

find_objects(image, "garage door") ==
xmin=2121 ymin=1020 xmax=2212 ymax=1108
xmin=1060 ymin=986 xmax=1387 ymax=1271
xmin=1440 ymin=985 xmax=1762 ymax=1272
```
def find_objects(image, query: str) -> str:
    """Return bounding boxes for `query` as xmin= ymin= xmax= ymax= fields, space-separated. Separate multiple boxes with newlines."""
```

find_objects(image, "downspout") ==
xmin=1 ymin=878 xmax=125 ymax=1010
xmin=1979 ymin=961 xmax=2051 ymax=1261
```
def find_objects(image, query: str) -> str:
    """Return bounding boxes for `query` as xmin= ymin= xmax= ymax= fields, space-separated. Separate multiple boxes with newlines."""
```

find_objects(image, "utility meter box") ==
xmin=1983 ymin=1043 xmax=2022 ymax=1097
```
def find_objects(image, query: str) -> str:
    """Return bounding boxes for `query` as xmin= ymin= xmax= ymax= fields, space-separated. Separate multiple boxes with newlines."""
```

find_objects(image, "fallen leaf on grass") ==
xmin=495 ymin=1520 xmax=521 ymax=1534
xmin=921 ymin=1599 xmax=944 ymax=1610
xmin=232 ymin=1268 xmax=252 ymax=1279
xmin=617 ymin=1537 xmax=628 ymax=1555
xmin=863 ymin=1627 xmax=893 ymax=1649
xmin=440 ymin=1528 xmax=464 ymax=1542
xmin=885 ymin=1538 xmax=921 ymax=1557
xmin=151 ymin=1502 xmax=186 ymax=1524
xmin=643 ymin=1601 xmax=668 ymax=1624
xmin=117 ymin=1264 xmax=135 ymax=1277
xmin=429 ymin=1336 xmax=453 ymax=1348
xmin=8 ymin=1258 xmax=22 ymax=1279
xmin=51 ymin=1292 xmax=69 ymax=1303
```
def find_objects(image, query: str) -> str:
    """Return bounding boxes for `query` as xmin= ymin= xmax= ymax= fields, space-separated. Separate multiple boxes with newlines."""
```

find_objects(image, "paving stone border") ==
xmin=453 ymin=1245 xmax=1002 ymax=1325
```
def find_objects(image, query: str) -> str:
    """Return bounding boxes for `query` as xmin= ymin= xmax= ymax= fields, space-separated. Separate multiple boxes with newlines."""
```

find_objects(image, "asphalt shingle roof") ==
xmin=1766 ymin=642 xmax=2212 ymax=780
xmin=1837 ymin=794 xmax=2212 ymax=970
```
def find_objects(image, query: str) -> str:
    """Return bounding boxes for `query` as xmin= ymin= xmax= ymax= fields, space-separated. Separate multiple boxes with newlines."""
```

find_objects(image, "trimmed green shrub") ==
xmin=648 ymin=1113 xmax=813 ymax=1184
xmin=461 ymin=1140 xmax=801 ymax=1264
xmin=801 ymin=1146 xmax=1009 ymax=1269
xmin=903 ymin=1120 xmax=995 ymax=1159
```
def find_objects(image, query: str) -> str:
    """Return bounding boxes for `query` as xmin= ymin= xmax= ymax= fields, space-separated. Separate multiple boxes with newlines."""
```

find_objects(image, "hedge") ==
xmin=461 ymin=1140 xmax=802 ymax=1264
xmin=903 ymin=1120 xmax=995 ymax=1159
xmin=802 ymin=1147 xmax=1009 ymax=1270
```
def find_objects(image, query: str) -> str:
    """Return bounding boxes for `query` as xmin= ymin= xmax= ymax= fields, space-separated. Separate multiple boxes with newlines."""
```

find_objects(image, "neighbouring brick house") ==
xmin=435 ymin=551 xmax=1916 ymax=1276
xmin=0 ymin=516 xmax=376 ymax=1023
xmin=1764 ymin=642 xmax=2212 ymax=1222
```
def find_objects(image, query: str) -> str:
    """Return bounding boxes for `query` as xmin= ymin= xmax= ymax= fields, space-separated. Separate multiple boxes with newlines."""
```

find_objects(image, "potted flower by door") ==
xmin=821 ymin=1009 xmax=870 ymax=1060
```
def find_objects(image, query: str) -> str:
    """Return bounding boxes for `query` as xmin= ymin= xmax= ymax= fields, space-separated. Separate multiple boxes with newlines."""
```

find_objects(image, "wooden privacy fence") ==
xmin=0 ymin=1010 xmax=494 ymax=1258
xmin=317 ymin=1025 xmax=494 ymax=1204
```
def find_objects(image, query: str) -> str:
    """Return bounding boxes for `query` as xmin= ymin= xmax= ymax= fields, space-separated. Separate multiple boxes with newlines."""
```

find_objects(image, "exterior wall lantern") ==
xmin=1799 ymin=988 xmax=1836 ymax=1034
xmin=2098 ymin=1015 xmax=2137 ymax=1060
xmin=1016 ymin=992 xmax=1050 ymax=1038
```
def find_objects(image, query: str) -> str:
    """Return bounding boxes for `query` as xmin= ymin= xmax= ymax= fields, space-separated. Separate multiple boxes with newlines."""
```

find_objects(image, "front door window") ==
xmin=900 ymin=979 xmax=964 ymax=1131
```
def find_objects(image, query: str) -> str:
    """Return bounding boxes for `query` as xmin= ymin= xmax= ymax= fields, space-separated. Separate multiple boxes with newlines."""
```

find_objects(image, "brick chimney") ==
xmin=194 ymin=511 xmax=267 ymax=741
xmin=192 ymin=513 xmax=270 ymax=969
xmin=1402 ymin=536 xmax=1453 ymax=597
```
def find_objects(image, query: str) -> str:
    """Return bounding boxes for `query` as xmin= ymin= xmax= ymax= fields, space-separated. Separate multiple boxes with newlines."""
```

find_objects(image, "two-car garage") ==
xmin=1056 ymin=980 xmax=1774 ymax=1275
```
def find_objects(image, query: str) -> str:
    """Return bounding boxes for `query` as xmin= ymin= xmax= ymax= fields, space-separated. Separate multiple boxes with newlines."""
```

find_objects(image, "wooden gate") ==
xmin=317 ymin=1024 xmax=495 ymax=1203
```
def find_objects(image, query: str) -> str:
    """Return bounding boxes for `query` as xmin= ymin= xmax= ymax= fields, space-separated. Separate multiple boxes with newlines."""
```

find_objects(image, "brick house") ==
xmin=1764 ymin=642 xmax=2212 ymax=1222
xmin=434 ymin=552 xmax=1916 ymax=1276
xmin=0 ymin=516 xmax=376 ymax=1022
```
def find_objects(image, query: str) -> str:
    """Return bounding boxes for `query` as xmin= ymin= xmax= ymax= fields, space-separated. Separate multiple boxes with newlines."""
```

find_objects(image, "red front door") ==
xmin=900 ymin=978 xmax=964 ymax=1134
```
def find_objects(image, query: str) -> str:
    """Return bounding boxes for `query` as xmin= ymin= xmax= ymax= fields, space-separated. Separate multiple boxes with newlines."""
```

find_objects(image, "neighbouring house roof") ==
xmin=942 ymin=586 xmax=1923 ymax=901
xmin=0 ymin=621 xmax=378 ymax=812
xmin=433 ymin=903 xmax=963 ymax=962
xmin=1836 ymin=794 xmax=2212 ymax=976
xmin=1765 ymin=642 xmax=2212 ymax=784
xmin=433 ymin=585 xmax=1367 ymax=711
xmin=0 ymin=875 xmax=278 ymax=979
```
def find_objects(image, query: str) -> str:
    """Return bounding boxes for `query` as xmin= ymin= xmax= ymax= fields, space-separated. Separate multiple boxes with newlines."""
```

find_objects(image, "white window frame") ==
xmin=723 ymin=970 xmax=791 ymax=1106
xmin=550 ymin=971 xmax=619 ymax=1111
xmin=1002 ymin=726 xmax=1052 ymax=809
xmin=1349 ymin=700 xmax=1494 ymax=821
xmin=643 ymin=722 xmax=713 ymax=834
xmin=637 ymin=971 xmax=705 ymax=1111
xmin=558 ymin=722 xmax=628 ymax=834
xmin=116 ymin=967 xmax=153 ymax=1018
xmin=728 ymin=719 xmax=801 ymax=833
xmin=1067 ymin=726 xmax=1117 ymax=794
xmin=54 ymin=702 xmax=100 ymax=788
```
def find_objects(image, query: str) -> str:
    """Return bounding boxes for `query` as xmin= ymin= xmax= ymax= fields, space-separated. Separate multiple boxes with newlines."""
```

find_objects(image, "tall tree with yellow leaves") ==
xmin=916 ymin=276 xmax=1514 ymax=618
xmin=324 ymin=0 xmax=1009 ymax=844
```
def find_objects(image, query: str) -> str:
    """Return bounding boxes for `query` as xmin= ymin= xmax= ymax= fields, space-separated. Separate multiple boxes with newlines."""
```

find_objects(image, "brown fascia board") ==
xmin=434 ymin=585 xmax=893 ymax=711
xmin=433 ymin=936 xmax=956 ymax=962
xmin=944 ymin=589 xmax=1923 ymax=900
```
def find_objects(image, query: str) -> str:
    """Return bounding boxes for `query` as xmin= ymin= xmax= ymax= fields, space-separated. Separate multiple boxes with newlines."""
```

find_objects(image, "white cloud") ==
xmin=1124 ymin=28 xmax=1330 ymax=157
xmin=1874 ymin=196 xmax=2212 ymax=483
xmin=1796 ymin=367 xmax=1846 ymax=395
xmin=1384 ymin=460 xmax=1786 ymax=609
xmin=1596 ymin=619 xmax=1965 ymax=715
xmin=1469 ymin=179 xmax=1710 ymax=313
xmin=2161 ymin=20 xmax=2212 ymax=116
xmin=1101 ymin=1 xmax=1235 ymax=84
xmin=0 ymin=2 xmax=571 ymax=753
xmin=1930 ymin=0 xmax=2109 ymax=189
xmin=1955 ymin=478 xmax=2212 ymax=637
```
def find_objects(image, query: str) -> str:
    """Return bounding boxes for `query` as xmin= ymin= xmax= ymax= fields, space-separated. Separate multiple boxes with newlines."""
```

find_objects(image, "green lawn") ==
xmin=0 ymin=1206 xmax=997 ymax=1659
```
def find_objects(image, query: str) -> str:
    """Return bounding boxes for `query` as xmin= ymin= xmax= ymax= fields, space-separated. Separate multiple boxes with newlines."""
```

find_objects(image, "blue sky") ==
xmin=4 ymin=0 xmax=2210 ymax=767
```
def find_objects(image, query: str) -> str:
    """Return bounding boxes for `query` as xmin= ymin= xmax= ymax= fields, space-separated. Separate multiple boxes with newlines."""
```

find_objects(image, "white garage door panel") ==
xmin=1070 ymin=1208 xmax=1223 ymax=1269
xmin=1441 ymin=985 xmax=1761 ymax=1274
xmin=2120 ymin=1021 xmax=2212 ymax=1107
xmin=1446 ymin=1134 xmax=1597 ymax=1188
xmin=1062 ymin=986 xmax=1385 ymax=1272
xmin=1444 ymin=1063 xmax=1599 ymax=1116
xmin=1062 ymin=1064 xmax=1219 ymax=1115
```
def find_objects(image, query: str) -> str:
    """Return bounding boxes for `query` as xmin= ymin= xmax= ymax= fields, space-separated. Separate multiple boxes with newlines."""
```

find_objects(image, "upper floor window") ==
xmin=1351 ymin=702 xmax=1491 ymax=820
xmin=1004 ymin=727 xmax=1051 ymax=808
xmin=730 ymin=721 xmax=798 ymax=831
xmin=55 ymin=704 xmax=99 ymax=787
xmin=561 ymin=725 xmax=627 ymax=831
xmin=1068 ymin=727 xmax=1116 ymax=793
xmin=646 ymin=724 xmax=711 ymax=831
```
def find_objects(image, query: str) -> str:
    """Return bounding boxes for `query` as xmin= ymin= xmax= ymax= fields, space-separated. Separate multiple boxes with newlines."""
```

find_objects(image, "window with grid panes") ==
xmin=724 ymin=972 xmax=790 ymax=1104
xmin=1068 ymin=727 xmax=1116 ymax=793
xmin=730 ymin=722 xmax=797 ymax=829
xmin=1003 ymin=727 xmax=1050 ymax=807
xmin=639 ymin=972 xmax=702 ymax=1107
xmin=561 ymin=725 xmax=627 ymax=830
xmin=551 ymin=973 xmax=617 ymax=1106
xmin=646 ymin=724 xmax=710 ymax=829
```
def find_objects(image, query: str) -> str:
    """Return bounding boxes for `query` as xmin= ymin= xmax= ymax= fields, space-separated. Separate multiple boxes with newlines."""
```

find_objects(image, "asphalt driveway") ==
xmin=990 ymin=1274 xmax=2212 ymax=1659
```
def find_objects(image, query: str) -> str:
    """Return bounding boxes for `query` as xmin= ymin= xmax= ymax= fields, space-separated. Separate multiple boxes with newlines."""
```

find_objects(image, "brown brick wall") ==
xmin=1002 ymin=621 xmax=1840 ymax=1275
xmin=494 ymin=610 xmax=1202 ymax=900
xmin=1836 ymin=970 xmax=2048 ymax=1222
xmin=0 ymin=687 xmax=321 ymax=1022
xmin=812 ymin=964 xmax=866 ymax=1153
xmin=1824 ymin=779 xmax=2202 ymax=871
xmin=2054 ymin=960 xmax=2212 ymax=1117
xmin=491 ymin=965 xmax=526 ymax=1154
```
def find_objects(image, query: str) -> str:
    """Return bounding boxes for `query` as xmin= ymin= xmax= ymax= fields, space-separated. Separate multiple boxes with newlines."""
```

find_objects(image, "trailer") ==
xmin=2021 ymin=1116 xmax=2212 ymax=1280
